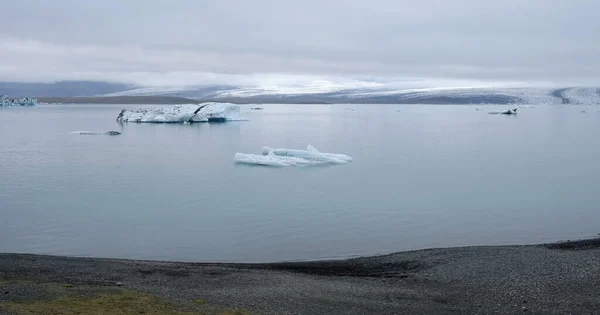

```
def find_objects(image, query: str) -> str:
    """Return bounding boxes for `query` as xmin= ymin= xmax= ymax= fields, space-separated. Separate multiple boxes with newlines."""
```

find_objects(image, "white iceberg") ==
xmin=70 ymin=131 xmax=121 ymax=136
xmin=1 ymin=95 xmax=39 ymax=107
xmin=116 ymin=103 xmax=246 ymax=123
xmin=234 ymin=145 xmax=353 ymax=167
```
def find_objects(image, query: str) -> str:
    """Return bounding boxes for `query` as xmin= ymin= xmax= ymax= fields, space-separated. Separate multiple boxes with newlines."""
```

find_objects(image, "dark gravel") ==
xmin=2 ymin=239 xmax=600 ymax=314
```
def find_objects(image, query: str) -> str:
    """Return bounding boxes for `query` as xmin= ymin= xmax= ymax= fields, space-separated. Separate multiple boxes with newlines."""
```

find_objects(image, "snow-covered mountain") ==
xmin=0 ymin=81 xmax=132 ymax=97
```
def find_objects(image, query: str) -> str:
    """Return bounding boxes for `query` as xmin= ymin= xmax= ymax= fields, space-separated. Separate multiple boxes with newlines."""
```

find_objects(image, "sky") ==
xmin=0 ymin=0 xmax=599 ymax=89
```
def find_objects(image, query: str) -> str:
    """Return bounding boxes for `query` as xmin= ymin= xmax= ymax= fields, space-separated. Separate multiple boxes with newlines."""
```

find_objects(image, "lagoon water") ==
xmin=1 ymin=104 xmax=599 ymax=262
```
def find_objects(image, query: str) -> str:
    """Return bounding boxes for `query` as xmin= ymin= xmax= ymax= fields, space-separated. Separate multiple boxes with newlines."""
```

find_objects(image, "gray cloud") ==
xmin=0 ymin=0 xmax=598 ymax=87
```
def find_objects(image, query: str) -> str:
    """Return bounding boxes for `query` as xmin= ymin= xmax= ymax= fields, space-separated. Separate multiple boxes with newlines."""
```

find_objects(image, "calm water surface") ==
xmin=1 ymin=104 xmax=599 ymax=262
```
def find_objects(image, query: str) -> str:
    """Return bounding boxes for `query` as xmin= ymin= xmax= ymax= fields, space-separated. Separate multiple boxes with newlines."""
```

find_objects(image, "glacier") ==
xmin=234 ymin=145 xmax=353 ymax=167
xmin=562 ymin=88 xmax=600 ymax=105
xmin=116 ymin=103 xmax=246 ymax=123
xmin=103 ymin=85 xmax=600 ymax=105
xmin=1 ymin=95 xmax=39 ymax=107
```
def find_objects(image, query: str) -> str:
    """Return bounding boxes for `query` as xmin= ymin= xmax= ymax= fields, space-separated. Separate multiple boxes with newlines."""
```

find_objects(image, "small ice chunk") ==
xmin=489 ymin=108 xmax=518 ymax=115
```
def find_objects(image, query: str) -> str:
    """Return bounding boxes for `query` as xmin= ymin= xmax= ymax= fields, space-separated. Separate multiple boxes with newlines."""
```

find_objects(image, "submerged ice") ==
xmin=116 ymin=103 xmax=246 ymax=123
xmin=234 ymin=145 xmax=353 ymax=167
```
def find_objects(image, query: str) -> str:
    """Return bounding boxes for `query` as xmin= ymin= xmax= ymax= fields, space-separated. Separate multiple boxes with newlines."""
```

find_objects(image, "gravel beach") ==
xmin=2 ymin=239 xmax=600 ymax=314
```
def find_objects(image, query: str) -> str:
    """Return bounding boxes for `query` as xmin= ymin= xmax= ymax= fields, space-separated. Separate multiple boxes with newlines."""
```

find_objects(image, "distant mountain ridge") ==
xmin=2 ymin=81 xmax=599 ymax=105
xmin=0 ymin=81 xmax=133 ymax=97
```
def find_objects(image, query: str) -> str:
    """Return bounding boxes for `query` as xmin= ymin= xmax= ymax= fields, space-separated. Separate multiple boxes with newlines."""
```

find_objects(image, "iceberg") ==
xmin=116 ymin=103 xmax=246 ymax=123
xmin=234 ymin=145 xmax=353 ymax=167
xmin=70 ymin=131 xmax=121 ymax=136
xmin=1 ymin=95 xmax=39 ymax=107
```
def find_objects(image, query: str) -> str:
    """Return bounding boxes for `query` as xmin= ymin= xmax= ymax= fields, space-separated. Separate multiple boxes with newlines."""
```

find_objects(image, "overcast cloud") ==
xmin=0 ymin=0 xmax=598 ymax=87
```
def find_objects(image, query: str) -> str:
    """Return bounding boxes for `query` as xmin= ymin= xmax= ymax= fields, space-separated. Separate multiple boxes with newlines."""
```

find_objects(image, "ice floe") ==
xmin=234 ymin=145 xmax=353 ymax=167
xmin=116 ymin=103 xmax=246 ymax=123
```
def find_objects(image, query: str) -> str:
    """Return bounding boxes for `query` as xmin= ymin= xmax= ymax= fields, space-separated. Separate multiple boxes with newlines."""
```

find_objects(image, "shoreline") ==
xmin=3 ymin=236 xmax=599 ymax=265
xmin=2 ymin=238 xmax=600 ymax=314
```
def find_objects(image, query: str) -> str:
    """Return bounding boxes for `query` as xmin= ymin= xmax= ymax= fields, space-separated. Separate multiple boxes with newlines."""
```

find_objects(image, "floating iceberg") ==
xmin=116 ymin=103 xmax=246 ymax=123
xmin=234 ymin=145 xmax=353 ymax=167
xmin=1 ymin=95 xmax=39 ymax=107
xmin=70 ymin=131 xmax=121 ymax=136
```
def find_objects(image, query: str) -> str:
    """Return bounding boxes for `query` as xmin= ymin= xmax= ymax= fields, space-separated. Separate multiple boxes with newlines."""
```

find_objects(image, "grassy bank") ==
xmin=0 ymin=279 xmax=248 ymax=315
